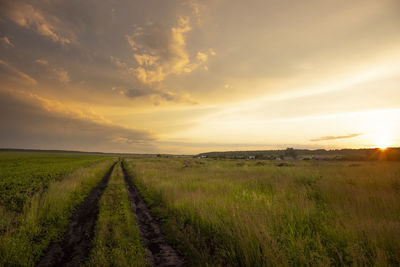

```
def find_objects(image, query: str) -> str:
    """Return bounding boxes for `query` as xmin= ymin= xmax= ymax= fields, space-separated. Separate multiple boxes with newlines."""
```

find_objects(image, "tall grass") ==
xmin=0 ymin=158 xmax=116 ymax=266
xmin=124 ymin=158 xmax=400 ymax=266
xmin=85 ymin=162 xmax=147 ymax=266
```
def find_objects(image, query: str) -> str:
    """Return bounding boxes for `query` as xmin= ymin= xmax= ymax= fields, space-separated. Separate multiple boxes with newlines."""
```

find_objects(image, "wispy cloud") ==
xmin=110 ymin=56 xmax=127 ymax=68
xmin=0 ymin=89 xmax=156 ymax=152
xmin=35 ymin=59 xmax=48 ymax=65
xmin=53 ymin=67 xmax=70 ymax=84
xmin=112 ymin=85 xmax=197 ymax=105
xmin=35 ymin=59 xmax=70 ymax=84
xmin=0 ymin=60 xmax=37 ymax=86
xmin=310 ymin=133 xmax=362 ymax=142
xmin=0 ymin=36 xmax=14 ymax=47
xmin=2 ymin=1 xmax=72 ymax=45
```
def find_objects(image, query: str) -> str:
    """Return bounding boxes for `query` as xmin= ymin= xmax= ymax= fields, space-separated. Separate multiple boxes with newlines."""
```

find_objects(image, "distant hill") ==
xmin=198 ymin=147 xmax=400 ymax=161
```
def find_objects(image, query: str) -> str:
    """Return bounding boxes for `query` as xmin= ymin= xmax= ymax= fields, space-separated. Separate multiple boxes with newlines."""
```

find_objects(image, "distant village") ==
xmin=195 ymin=147 xmax=400 ymax=161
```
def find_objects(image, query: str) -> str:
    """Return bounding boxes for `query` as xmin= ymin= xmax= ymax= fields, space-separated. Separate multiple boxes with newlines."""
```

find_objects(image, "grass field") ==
xmin=0 ymin=151 xmax=399 ymax=266
xmin=124 ymin=157 xmax=400 ymax=266
xmin=0 ymin=151 xmax=115 ymax=266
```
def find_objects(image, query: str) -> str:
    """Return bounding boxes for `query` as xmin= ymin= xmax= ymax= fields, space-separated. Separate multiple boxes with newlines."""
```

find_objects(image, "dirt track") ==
xmin=37 ymin=162 xmax=116 ymax=267
xmin=121 ymin=161 xmax=185 ymax=267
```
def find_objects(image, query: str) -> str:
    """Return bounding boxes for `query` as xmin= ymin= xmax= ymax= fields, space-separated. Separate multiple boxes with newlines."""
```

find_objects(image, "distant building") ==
xmin=283 ymin=156 xmax=294 ymax=160
xmin=248 ymin=155 xmax=255 ymax=160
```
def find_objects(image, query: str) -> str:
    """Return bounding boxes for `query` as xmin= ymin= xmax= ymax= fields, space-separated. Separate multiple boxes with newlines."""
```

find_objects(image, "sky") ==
xmin=0 ymin=0 xmax=399 ymax=154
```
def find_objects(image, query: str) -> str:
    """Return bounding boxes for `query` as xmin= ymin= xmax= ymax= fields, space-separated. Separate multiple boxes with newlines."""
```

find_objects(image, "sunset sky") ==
xmin=0 ymin=0 xmax=399 ymax=154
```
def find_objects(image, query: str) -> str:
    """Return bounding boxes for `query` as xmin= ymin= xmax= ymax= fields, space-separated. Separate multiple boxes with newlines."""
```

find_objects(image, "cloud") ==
xmin=35 ymin=59 xmax=49 ymax=65
xmin=310 ymin=133 xmax=362 ymax=142
xmin=123 ymin=87 xmax=152 ymax=98
xmin=116 ymin=13 xmax=216 ymax=105
xmin=0 ymin=60 xmax=37 ymax=86
xmin=126 ymin=16 xmax=215 ymax=84
xmin=0 ymin=36 xmax=14 ymax=47
xmin=113 ymin=85 xmax=197 ymax=105
xmin=0 ymin=89 xmax=156 ymax=153
xmin=196 ymin=51 xmax=208 ymax=62
xmin=2 ymin=1 xmax=72 ymax=45
xmin=35 ymin=59 xmax=70 ymax=84
xmin=110 ymin=56 xmax=127 ymax=68
xmin=53 ymin=67 xmax=70 ymax=84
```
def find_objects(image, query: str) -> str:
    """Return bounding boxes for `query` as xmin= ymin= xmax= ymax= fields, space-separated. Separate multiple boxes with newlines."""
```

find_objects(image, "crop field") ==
xmin=0 ymin=151 xmax=110 ymax=212
xmin=0 ymin=151 xmax=399 ymax=266
xmin=0 ymin=151 xmax=115 ymax=266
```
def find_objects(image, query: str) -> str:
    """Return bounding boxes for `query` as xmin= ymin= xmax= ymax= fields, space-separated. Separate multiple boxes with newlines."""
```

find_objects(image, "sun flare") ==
xmin=363 ymin=110 xmax=397 ymax=151
xmin=374 ymin=135 xmax=391 ymax=150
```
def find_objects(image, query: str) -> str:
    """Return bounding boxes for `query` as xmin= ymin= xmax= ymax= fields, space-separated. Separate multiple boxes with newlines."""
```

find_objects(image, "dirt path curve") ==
xmin=37 ymin=162 xmax=117 ymax=267
xmin=121 ymin=161 xmax=185 ymax=267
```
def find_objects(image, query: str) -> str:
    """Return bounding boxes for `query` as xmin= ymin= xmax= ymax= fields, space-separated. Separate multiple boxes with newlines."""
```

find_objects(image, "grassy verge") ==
xmin=0 ymin=158 xmax=116 ymax=266
xmin=85 ymin=162 xmax=147 ymax=267
xmin=124 ymin=157 xmax=400 ymax=266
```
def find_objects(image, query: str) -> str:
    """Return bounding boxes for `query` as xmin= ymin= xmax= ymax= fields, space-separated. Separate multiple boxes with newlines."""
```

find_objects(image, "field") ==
xmin=0 ymin=151 xmax=399 ymax=266
xmin=124 ymin=157 xmax=400 ymax=266
xmin=0 ymin=151 xmax=115 ymax=266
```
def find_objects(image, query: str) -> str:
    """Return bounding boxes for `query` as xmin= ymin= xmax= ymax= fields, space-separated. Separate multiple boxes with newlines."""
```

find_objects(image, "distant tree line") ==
xmin=197 ymin=148 xmax=400 ymax=161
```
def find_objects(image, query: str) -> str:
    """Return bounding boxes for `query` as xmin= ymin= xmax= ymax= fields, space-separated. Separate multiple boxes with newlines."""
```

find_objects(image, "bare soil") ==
xmin=121 ymin=161 xmax=185 ymax=267
xmin=37 ymin=163 xmax=116 ymax=267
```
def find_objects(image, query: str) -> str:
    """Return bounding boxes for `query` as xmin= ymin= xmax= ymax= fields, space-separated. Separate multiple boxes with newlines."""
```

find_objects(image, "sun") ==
xmin=375 ymin=135 xmax=391 ymax=150
xmin=378 ymin=145 xmax=388 ymax=150
xmin=362 ymin=110 xmax=397 ymax=150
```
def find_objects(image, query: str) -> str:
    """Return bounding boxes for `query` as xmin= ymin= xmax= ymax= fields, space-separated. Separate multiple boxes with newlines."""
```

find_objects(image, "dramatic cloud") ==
xmin=0 ymin=89 xmax=156 ymax=152
xmin=112 ymin=13 xmax=215 ymax=105
xmin=0 ymin=60 xmax=37 ymax=86
xmin=1 ymin=1 xmax=72 ymax=45
xmin=310 ymin=133 xmax=362 ymax=142
xmin=126 ymin=16 xmax=215 ymax=84
xmin=0 ymin=0 xmax=399 ymax=153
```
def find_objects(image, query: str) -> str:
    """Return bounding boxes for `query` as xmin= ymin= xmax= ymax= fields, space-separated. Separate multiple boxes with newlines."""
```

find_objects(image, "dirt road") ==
xmin=37 ymin=162 xmax=116 ymax=267
xmin=121 ymin=161 xmax=185 ymax=267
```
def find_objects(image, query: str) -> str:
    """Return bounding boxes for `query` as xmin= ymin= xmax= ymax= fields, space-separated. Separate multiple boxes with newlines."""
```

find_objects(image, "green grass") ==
xmin=124 ymin=158 xmax=400 ymax=266
xmin=86 ymin=162 xmax=147 ymax=267
xmin=0 ymin=151 xmax=109 ymax=212
xmin=0 ymin=155 xmax=116 ymax=266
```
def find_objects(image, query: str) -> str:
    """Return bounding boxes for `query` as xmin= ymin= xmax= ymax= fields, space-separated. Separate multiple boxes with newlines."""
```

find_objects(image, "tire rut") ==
xmin=37 ymin=162 xmax=117 ymax=267
xmin=121 ymin=161 xmax=185 ymax=267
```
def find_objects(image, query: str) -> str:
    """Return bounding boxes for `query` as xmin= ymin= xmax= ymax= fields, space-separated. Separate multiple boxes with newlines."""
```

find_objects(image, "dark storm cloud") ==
xmin=310 ymin=133 xmax=362 ymax=142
